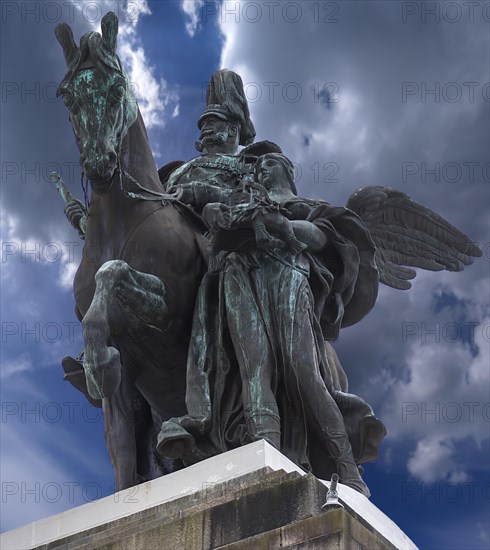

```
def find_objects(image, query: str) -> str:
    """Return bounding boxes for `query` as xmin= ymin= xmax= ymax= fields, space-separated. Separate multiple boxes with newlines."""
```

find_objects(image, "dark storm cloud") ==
xmin=1 ymin=0 xmax=488 ymax=543
xmin=218 ymin=0 xmax=489 ymax=496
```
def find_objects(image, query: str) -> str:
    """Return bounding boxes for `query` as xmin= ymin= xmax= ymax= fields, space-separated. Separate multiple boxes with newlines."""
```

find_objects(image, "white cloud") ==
xmin=380 ymin=290 xmax=489 ymax=482
xmin=1 ymin=209 xmax=39 ymax=282
xmin=1 ymin=207 xmax=80 ymax=294
xmin=407 ymin=438 xmax=469 ymax=483
xmin=477 ymin=523 xmax=490 ymax=544
xmin=118 ymin=40 xmax=178 ymax=129
xmin=58 ymin=258 xmax=78 ymax=291
xmin=70 ymin=0 xmax=178 ymax=130
xmin=181 ymin=0 xmax=204 ymax=37
xmin=218 ymin=3 xmax=239 ymax=70
xmin=117 ymin=1 xmax=178 ymax=130
xmin=0 ymin=353 xmax=33 ymax=379
xmin=1 ymin=425 xmax=73 ymax=531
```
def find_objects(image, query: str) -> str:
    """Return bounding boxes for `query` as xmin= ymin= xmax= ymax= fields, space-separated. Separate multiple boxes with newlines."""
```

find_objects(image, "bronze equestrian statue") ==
xmin=55 ymin=12 xmax=207 ymax=490
xmin=54 ymin=12 xmax=482 ymax=496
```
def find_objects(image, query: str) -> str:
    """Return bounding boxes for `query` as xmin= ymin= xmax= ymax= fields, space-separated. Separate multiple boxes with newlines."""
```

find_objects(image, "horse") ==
xmin=55 ymin=12 xmax=206 ymax=490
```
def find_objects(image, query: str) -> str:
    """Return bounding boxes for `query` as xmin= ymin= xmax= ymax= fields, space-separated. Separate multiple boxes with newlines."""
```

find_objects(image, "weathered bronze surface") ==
xmin=55 ymin=13 xmax=207 ymax=490
xmin=54 ymin=12 xmax=481 ymax=496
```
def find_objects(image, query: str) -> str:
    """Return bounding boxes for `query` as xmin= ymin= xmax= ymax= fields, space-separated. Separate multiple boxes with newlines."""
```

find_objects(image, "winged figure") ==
xmin=346 ymin=185 xmax=482 ymax=290
xmin=53 ymin=15 xmax=481 ymax=496
xmin=156 ymin=141 xmax=482 ymax=498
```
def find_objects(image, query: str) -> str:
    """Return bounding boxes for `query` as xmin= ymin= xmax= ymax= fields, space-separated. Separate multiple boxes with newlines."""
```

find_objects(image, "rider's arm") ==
xmin=289 ymin=220 xmax=327 ymax=252
xmin=172 ymin=182 xmax=233 ymax=212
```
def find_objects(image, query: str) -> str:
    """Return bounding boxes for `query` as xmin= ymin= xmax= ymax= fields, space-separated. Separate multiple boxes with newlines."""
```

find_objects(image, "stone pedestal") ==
xmin=1 ymin=441 xmax=417 ymax=550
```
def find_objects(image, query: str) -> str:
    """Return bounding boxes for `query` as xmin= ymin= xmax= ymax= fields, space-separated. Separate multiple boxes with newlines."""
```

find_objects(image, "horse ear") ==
xmin=101 ymin=11 xmax=118 ymax=53
xmin=55 ymin=23 xmax=78 ymax=66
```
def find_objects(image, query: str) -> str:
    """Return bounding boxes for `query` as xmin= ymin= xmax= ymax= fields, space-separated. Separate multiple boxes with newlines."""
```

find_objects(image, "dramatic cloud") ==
xmin=383 ymin=305 xmax=489 ymax=482
xmin=181 ymin=0 xmax=204 ymax=37
xmin=217 ymin=0 xmax=490 ymax=486
xmin=1 ymin=2 xmax=488 ymax=547
xmin=72 ymin=0 xmax=179 ymax=130
xmin=118 ymin=39 xmax=179 ymax=131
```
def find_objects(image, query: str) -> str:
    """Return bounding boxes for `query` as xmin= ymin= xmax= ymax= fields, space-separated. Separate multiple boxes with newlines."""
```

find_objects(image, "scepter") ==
xmin=49 ymin=171 xmax=86 ymax=237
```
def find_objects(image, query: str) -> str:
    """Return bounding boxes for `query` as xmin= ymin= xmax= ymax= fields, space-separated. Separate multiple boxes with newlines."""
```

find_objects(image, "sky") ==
xmin=1 ymin=1 xmax=489 ymax=548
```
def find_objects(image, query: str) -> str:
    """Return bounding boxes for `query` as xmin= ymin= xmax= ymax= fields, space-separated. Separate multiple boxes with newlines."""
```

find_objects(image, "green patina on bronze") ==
xmin=56 ymin=17 xmax=137 ymax=186
xmin=54 ymin=12 xmax=482 ymax=499
xmin=55 ymin=12 xmax=208 ymax=491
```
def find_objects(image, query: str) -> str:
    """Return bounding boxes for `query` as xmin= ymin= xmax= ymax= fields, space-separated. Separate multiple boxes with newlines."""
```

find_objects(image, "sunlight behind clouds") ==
xmin=118 ymin=40 xmax=179 ymax=129
xmin=70 ymin=0 xmax=179 ymax=130
xmin=1 ymin=2 xmax=488 ymax=547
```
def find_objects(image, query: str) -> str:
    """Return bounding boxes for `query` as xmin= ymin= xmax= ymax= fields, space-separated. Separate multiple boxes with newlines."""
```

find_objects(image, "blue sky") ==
xmin=1 ymin=1 xmax=489 ymax=548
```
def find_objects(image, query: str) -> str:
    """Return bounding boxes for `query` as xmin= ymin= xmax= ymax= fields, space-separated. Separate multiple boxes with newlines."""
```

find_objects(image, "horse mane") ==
xmin=58 ymin=31 xmax=124 ymax=93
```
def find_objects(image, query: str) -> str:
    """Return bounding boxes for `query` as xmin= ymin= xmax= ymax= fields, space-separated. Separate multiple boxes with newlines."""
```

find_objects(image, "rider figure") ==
xmin=162 ymin=70 xmax=257 ymax=213
xmin=65 ymin=70 xmax=258 ymax=234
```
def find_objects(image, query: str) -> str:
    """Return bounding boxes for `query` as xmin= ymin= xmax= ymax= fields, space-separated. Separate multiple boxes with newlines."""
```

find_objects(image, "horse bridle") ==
xmin=110 ymin=82 xmax=183 ymax=205
xmin=119 ymin=163 xmax=183 ymax=203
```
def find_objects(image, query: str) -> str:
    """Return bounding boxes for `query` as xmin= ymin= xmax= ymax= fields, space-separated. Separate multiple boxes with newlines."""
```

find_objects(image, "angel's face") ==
xmin=256 ymin=157 xmax=282 ymax=189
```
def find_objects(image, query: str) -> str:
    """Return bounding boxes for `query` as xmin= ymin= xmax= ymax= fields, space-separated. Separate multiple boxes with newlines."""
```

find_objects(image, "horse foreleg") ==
xmin=82 ymin=260 xmax=167 ymax=399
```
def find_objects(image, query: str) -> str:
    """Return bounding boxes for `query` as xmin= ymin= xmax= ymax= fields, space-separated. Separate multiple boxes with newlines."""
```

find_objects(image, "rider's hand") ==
xmin=64 ymin=199 xmax=87 ymax=232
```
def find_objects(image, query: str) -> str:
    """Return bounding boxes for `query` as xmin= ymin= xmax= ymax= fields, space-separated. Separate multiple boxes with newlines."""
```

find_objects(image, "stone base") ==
xmin=1 ymin=441 xmax=417 ymax=550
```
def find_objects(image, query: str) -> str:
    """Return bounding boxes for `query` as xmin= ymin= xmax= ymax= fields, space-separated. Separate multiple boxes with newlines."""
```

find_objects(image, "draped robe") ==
xmin=158 ymin=197 xmax=386 ymax=479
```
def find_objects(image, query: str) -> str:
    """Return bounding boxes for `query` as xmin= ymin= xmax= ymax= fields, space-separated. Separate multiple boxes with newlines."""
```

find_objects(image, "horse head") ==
xmin=55 ymin=12 xmax=137 ymax=194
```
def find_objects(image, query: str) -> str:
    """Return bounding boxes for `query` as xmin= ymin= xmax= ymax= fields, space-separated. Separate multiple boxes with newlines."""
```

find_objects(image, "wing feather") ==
xmin=346 ymin=186 xmax=482 ymax=290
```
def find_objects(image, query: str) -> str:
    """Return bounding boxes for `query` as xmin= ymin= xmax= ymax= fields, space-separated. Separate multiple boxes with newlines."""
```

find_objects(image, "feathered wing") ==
xmin=346 ymin=186 xmax=482 ymax=290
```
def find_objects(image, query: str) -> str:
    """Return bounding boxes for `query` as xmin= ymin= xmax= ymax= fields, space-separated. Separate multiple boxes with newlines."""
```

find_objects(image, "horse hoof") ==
xmin=85 ymin=347 xmax=122 ymax=399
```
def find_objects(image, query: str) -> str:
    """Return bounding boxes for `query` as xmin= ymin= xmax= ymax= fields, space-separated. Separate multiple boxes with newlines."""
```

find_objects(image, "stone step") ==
xmin=218 ymin=508 xmax=396 ymax=550
xmin=36 ymin=469 xmax=320 ymax=549
xmin=2 ymin=441 xmax=418 ymax=550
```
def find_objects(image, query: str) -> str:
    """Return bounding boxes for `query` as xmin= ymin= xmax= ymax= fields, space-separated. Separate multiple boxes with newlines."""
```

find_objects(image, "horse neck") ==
xmin=83 ymin=109 xmax=161 ymax=258
xmin=120 ymin=108 xmax=161 ymax=193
